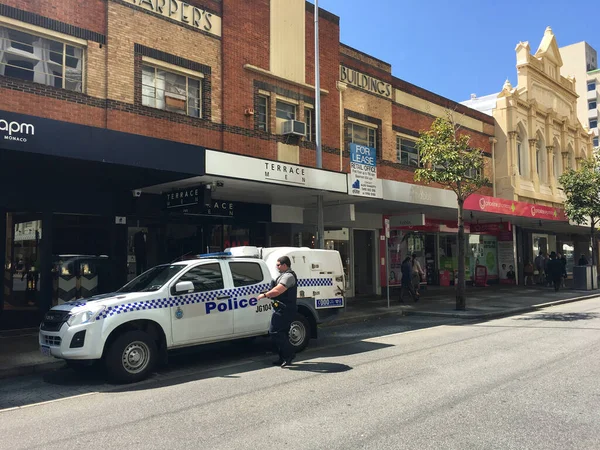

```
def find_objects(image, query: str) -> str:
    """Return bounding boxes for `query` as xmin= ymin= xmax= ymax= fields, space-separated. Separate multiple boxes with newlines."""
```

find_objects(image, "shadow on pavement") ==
xmin=285 ymin=361 xmax=352 ymax=374
xmin=110 ymin=339 xmax=388 ymax=393
xmin=514 ymin=312 xmax=600 ymax=322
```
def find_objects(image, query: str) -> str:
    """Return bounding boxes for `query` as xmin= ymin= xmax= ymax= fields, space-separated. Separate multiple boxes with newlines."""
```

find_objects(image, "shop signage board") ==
xmin=464 ymin=194 xmax=567 ymax=221
xmin=469 ymin=222 xmax=512 ymax=233
xmin=205 ymin=150 xmax=347 ymax=193
xmin=389 ymin=214 xmax=425 ymax=228
xmin=348 ymin=143 xmax=382 ymax=198
xmin=165 ymin=186 xmax=205 ymax=209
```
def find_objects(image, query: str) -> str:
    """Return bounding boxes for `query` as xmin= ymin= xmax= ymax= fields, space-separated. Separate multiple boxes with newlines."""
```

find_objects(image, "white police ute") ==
xmin=39 ymin=247 xmax=345 ymax=383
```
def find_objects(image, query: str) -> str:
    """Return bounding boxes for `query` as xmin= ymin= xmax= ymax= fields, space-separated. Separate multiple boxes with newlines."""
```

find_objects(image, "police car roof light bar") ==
xmin=196 ymin=251 xmax=233 ymax=259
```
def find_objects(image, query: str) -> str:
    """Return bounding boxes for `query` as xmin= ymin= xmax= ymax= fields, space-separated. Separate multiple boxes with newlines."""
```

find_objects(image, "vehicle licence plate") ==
xmin=316 ymin=298 xmax=344 ymax=308
xmin=40 ymin=345 xmax=51 ymax=357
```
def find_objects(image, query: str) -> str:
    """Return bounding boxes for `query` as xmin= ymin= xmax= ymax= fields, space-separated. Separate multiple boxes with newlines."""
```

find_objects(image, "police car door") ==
xmin=169 ymin=261 xmax=234 ymax=345
xmin=227 ymin=261 xmax=272 ymax=335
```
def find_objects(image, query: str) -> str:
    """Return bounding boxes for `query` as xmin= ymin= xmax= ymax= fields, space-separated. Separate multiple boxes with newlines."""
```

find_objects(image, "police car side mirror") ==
xmin=175 ymin=281 xmax=194 ymax=294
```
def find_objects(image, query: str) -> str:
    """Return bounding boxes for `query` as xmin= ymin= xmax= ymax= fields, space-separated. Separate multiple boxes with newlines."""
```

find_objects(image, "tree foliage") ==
xmin=414 ymin=116 xmax=488 ymax=310
xmin=414 ymin=117 xmax=489 ymax=199
xmin=558 ymin=152 xmax=600 ymax=228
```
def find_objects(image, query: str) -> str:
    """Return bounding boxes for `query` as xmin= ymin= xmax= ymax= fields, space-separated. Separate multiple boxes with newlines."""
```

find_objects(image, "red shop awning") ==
xmin=464 ymin=194 xmax=568 ymax=222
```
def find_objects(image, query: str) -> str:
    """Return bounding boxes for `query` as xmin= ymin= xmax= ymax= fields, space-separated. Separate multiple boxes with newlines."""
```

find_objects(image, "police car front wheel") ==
xmin=289 ymin=313 xmax=311 ymax=352
xmin=105 ymin=330 xmax=157 ymax=383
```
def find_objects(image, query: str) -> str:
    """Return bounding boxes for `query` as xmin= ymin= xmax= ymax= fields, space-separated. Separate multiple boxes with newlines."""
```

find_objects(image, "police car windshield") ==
xmin=117 ymin=265 xmax=185 ymax=293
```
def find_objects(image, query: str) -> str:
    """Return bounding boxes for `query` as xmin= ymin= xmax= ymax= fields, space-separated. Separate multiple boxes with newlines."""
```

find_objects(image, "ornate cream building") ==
xmin=465 ymin=27 xmax=594 ymax=207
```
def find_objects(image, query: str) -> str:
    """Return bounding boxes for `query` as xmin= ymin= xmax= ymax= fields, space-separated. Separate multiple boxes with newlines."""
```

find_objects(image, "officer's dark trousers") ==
xmin=269 ymin=311 xmax=295 ymax=362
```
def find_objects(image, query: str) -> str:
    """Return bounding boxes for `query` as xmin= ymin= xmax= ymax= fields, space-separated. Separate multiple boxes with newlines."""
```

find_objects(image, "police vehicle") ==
xmin=39 ymin=247 xmax=345 ymax=383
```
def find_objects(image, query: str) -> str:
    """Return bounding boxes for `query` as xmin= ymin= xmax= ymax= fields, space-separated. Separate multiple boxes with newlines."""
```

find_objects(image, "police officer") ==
xmin=257 ymin=256 xmax=297 ymax=367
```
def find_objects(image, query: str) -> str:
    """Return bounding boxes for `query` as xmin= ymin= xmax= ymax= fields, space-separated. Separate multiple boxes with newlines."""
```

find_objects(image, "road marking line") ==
xmin=1 ymin=392 xmax=100 ymax=413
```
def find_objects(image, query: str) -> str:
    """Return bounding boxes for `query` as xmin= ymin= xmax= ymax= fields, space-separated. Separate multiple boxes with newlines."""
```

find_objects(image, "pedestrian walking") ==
xmin=559 ymin=253 xmax=567 ymax=288
xmin=578 ymin=254 xmax=589 ymax=266
xmin=546 ymin=252 xmax=565 ymax=292
xmin=257 ymin=255 xmax=298 ymax=368
xmin=411 ymin=253 xmax=425 ymax=297
xmin=399 ymin=256 xmax=418 ymax=303
xmin=534 ymin=251 xmax=545 ymax=284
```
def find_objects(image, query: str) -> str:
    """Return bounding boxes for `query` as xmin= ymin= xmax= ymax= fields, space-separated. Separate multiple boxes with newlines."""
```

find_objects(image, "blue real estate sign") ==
xmin=349 ymin=143 xmax=381 ymax=198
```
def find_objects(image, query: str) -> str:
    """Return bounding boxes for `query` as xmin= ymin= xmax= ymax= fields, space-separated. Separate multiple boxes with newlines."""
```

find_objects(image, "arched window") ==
xmin=517 ymin=124 xmax=528 ymax=178
xmin=517 ymin=138 xmax=522 ymax=175
xmin=553 ymin=143 xmax=561 ymax=179
xmin=536 ymin=137 xmax=547 ymax=183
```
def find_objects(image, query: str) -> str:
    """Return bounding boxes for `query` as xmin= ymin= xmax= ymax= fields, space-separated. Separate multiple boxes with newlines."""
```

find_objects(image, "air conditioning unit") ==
xmin=282 ymin=120 xmax=306 ymax=137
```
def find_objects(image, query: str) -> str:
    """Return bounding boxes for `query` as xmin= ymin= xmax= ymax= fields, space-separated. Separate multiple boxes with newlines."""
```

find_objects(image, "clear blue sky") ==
xmin=315 ymin=0 xmax=596 ymax=103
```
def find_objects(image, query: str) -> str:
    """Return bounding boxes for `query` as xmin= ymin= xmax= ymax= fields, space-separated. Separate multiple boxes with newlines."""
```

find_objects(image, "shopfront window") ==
xmin=324 ymin=228 xmax=351 ymax=290
xmin=469 ymin=234 xmax=498 ymax=281
xmin=3 ymin=213 xmax=42 ymax=311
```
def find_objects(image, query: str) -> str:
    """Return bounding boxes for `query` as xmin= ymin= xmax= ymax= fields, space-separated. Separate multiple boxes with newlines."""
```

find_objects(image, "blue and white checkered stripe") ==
xmin=96 ymin=283 xmax=270 ymax=320
xmin=297 ymin=278 xmax=334 ymax=288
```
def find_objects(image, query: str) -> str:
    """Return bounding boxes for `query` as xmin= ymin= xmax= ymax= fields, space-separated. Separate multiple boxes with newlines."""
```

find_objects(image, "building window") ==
xmin=517 ymin=139 xmax=522 ymax=175
xmin=396 ymin=136 xmax=419 ymax=166
xmin=141 ymin=65 xmax=201 ymax=117
xmin=465 ymin=167 xmax=481 ymax=179
xmin=305 ymin=108 xmax=316 ymax=142
xmin=348 ymin=122 xmax=376 ymax=149
xmin=0 ymin=25 xmax=84 ymax=92
xmin=590 ymin=119 xmax=598 ymax=129
xmin=594 ymin=137 xmax=599 ymax=147
xmin=589 ymin=100 xmax=597 ymax=110
xmin=256 ymin=95 xmax=269 ymax=132
xmin=275 ymin=100 xmax=296 ymax=134
xmin=276 ymin=100 xmax=296 ymax=120
xmin=536 ymin=139 xmax=546 ymax=182
xmin=588 ymin=82 xmax=596 ymax=92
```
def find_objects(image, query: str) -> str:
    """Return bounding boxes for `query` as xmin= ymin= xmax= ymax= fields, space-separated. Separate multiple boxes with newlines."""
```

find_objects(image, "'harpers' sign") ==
xmin=123 ymin=0 xmax=222 ymax=37
xmin=464 ymin=194 xmax=568 ymax=221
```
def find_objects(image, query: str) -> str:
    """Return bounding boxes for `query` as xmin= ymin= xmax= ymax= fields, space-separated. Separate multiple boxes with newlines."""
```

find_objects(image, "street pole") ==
xmin=315 ymin=0 xmax=324 ymax=250
xmin=385 ymin=218 xmax=390 ymax=308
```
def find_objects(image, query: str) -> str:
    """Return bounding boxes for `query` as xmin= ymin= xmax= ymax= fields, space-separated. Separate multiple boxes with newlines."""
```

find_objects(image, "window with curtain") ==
xmin=0 ymin=25 xmax=83 ymax=92
xmin=142 ymin=65 xmax=201 ymax=117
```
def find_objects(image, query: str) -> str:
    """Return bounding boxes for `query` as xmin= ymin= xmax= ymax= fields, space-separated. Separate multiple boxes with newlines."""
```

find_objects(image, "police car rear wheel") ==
xmin=105 ymin=330 xmax=157 ymax=383
xmin=289 ymin=314 xmax=310 ymax=352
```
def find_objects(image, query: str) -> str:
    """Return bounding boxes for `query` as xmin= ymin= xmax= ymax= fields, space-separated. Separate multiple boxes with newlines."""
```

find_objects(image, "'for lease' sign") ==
xmin=348 ymin=143 xmax=382 ymax=198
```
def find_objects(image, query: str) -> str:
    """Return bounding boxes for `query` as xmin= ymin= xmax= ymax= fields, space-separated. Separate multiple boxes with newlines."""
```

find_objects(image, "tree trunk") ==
xmin=456 ymin=199 xmax=466 ymax=310
xmin=591 ymin=218 xmax=597 ymax=290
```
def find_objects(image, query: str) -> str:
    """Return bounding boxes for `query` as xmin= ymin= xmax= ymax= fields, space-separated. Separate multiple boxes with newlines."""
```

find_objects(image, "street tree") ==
xmin=559 ymin=149 xmax=600 ymax=288
xmin=415 ymin=116 xmax=488 ymax=310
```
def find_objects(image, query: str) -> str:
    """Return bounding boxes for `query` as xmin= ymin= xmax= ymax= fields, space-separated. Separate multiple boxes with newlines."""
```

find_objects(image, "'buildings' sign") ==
xmin=123 ymin=0 xmax=222 ymax=37
xmin=340 ymin=66 xmax=392 ymax=99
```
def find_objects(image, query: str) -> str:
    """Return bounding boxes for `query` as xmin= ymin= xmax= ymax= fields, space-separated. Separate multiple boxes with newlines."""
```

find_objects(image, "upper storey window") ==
xmin=142 ymin=65 xmax=202 ymax=118
xmin=349 ymin=122 xmax=376 ymax=150
xmin=0 ymin=25 xmax=83 ymax=92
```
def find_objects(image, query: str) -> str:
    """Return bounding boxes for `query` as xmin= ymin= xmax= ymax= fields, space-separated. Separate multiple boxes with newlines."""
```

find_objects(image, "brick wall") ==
xmin=0 ymin=0 xmax=495 ymax=195
xmin=0 ymin=0 xmax=106 ymax=34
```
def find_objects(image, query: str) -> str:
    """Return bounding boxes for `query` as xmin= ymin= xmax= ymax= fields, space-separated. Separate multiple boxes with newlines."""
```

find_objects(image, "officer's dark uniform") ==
xmin=269 ymin=269 xmax=298 ymax=363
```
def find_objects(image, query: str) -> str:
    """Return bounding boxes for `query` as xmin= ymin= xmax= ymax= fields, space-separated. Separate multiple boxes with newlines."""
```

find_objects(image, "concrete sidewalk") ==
xmin=1 ymin=285 xmax=598 ymax=380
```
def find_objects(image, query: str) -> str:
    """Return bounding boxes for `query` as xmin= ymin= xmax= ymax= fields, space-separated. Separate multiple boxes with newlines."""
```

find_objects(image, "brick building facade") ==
xmin=1 ymin=0 xmax=498 ymax=327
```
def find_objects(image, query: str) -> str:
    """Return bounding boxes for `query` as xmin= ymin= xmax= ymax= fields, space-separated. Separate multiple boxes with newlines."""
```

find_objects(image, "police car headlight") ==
xmin=67 ymin=306 xmax=106 ymax=327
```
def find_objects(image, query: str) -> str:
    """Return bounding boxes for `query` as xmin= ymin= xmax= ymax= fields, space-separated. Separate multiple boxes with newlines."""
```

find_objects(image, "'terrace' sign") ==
xmin=0 ymin=119 xmax=35 ymax=143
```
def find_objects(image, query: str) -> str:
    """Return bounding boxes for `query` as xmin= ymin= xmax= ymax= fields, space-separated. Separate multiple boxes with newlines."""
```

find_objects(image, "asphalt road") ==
xmin=1 ymin=298 xmax=600 ymax=449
